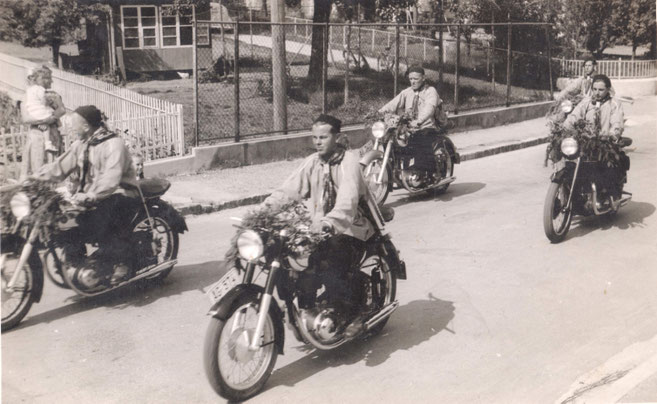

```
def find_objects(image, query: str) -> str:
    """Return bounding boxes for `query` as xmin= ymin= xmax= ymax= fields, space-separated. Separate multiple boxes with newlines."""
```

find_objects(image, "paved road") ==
xmin=3 ymin=98 xmax=656 ymax=403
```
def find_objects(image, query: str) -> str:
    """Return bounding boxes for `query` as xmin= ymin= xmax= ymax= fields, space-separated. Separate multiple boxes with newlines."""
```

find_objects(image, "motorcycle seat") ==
xmin=619 ymin=137 xmax=632 ymax=147
xmin=137 ymin=178 xmax=171 ymax=198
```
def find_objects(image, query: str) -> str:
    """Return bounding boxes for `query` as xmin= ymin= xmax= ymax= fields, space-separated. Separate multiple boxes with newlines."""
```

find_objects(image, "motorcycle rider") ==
xmin=558 ymin=57 xmax=615 ymax=101
xmin=563 ymin=74 xmax=626 ymax=203
xmin=34 ymin=105 xmax=139 ymax=285
xmin=378 ymin=65 xmax=442 ymax=176
xmin=261 ymin=114 xmax=375 ymax=337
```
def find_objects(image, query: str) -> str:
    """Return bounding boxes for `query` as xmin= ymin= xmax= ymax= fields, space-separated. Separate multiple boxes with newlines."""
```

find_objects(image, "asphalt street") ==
xmin=2 ymin=97 xmax=656 ymax=403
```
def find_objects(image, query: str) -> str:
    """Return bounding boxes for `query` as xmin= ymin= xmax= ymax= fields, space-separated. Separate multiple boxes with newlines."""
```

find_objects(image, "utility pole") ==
xmin=271 ymin=0 xmax=287 ymax=133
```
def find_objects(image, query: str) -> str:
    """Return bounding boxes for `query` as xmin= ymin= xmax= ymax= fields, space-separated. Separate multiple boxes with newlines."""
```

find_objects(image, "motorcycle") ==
xmin=543 ymin=122 xmax=632 ymax=243
xmin=360 ymin=113 xmax=460 ymax=205
xmin=0 ymin=178 xmax=187 ymax=331
xmin=203 ymin=198 xmax=406 ymax=401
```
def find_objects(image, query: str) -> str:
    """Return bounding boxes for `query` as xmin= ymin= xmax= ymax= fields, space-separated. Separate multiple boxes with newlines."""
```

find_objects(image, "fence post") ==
xmin=394 ymin=23 xmax=400 ymax=96
xmin=193 ymin=21 xmax=199 ymax=147
xmin=404 ymin=34 xmax=408 ymax=58
xmin=345 ymin=22 xmax=350 ymax=105
xmin=371 ymin=29 xmax=375 ymax=53
xmin=177 ymin=104 xmax=184 ymax=155
xmin=250 ymin=9 xmax=254 ymax=59
xmin=423 ymin=38 xmax=426 ymax=61
xmin=322 ymin=22 xmax=328 ymax=113
xmin=234 ymin=18 xmax=240 ymax=143
xmin=454 ymin=24 xmax=460 ymax=115
xmin=506 ymin=20 xmax=512 ymax=108
xmin=618 ymin=57 xmax=621 ymax=79
xmin=438 ymin=22 xmax=444 ymax=90
xmin=545 ymin=24 xmax=553 ymax=100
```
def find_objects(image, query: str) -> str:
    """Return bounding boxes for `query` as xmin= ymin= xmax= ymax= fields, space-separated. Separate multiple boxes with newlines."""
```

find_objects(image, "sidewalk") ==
xmin=163 ymin=116 xmax=551 ymax=215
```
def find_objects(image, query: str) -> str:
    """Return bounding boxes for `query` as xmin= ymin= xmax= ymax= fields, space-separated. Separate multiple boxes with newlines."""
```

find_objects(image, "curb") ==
xmin=173 ymin=136 xmax=550 ymax=216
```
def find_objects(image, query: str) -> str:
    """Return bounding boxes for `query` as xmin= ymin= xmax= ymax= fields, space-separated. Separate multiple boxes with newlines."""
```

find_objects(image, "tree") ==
xmin=0 ymin=0 xmax=94 ymax=65
xmin=611 ymin=0 xmax=656 ymax=59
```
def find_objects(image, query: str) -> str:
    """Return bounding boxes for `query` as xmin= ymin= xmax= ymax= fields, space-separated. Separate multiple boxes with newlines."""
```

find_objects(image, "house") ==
xmin=80 ymin=0 xmax=214 ymax=75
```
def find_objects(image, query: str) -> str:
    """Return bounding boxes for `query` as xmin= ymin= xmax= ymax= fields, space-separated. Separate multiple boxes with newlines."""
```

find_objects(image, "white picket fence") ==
xmin=556 ymin=57 xmax=657 ymax=79
xmin=0 ymin=52 xmax=185 ymax=180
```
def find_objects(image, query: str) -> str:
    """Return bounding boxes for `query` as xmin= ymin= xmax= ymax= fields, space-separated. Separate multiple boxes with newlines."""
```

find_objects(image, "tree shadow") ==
xmin=567 ymin=201 xmax=656 ymax=241
xmin=387 ymin=182 xmax=486 ymax=208
xmin=262 ymin=294 xmax=455 ymax=392
xmin=12 ymin=260 xmax=227 ymax=332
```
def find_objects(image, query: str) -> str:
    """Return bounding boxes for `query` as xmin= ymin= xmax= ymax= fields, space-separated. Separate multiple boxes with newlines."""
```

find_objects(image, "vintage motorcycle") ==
xmin=543 ymin=122 xmax=632 ymax=243
xmin=360 ymin=113 xmax=460 ymax=205
xmin=203 ymin=198 xmax=406 ymax=401
xmin=0 ymin=178 xmax=187 ymax=330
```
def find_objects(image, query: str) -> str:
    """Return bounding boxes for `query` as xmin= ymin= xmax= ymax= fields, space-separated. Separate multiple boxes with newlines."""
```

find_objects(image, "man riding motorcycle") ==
xmin=33 ymin=105 xmax=139 ymax=285
xmin=378 ymin=65 xmax=442 ymax=175
xmin=563 ymin=74 xmax=626 ymax=200
xmin=260 ymin=114 xmax=374 ymax=337
xmin=558 ymin=57 xmax=615 ymax=101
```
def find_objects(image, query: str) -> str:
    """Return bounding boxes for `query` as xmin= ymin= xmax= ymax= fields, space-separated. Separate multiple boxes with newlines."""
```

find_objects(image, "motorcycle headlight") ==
xmin=237 ymin=230 xmax=264 ymax=261
xmin=560 ymin=137 xmax=579 ymax=157
xmin=371 ymin=121 xmax=386 ymax=139
xmin=10 ymin=192 xmax=30 ymax=220
xmin=560 ymin=100 xmax=573 ymax=113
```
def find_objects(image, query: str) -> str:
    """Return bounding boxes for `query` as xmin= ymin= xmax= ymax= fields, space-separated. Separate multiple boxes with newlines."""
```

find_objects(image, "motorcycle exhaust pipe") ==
xmin=365 ymin=301 xmax=399 ymax=330
xmin=591 ymin=183 xmax=613 ymax=215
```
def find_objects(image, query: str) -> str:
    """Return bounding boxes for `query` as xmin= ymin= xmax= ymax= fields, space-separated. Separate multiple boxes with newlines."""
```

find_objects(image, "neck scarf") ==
xmin=77 ymin=127 xmax=117 ymax=193
xmin=320 ymin=144 xmax=347 ymax=214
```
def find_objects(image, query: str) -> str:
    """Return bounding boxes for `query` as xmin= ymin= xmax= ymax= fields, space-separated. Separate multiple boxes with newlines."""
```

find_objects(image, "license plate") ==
xmin=207 ymin=268 xmax=241 ymax=304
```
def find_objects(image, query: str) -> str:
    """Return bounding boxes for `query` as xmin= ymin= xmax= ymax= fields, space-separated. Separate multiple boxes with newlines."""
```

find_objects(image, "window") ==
xmin=161 ymin=5 xmax=209 ymax=47
xmin=121 ymin=6 xmax=158 ymax=49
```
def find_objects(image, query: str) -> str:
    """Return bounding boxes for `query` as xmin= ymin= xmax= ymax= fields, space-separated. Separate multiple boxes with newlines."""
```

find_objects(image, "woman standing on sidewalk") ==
xmin=19 ymin=66 xmax=66 ymax=180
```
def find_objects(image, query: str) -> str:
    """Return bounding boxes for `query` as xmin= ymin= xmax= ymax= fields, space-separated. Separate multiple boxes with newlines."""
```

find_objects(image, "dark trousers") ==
xmin=409 ymin=128 xmax=438 ymax=173
xmin=298 ymin=234 xmax=366 ymax=309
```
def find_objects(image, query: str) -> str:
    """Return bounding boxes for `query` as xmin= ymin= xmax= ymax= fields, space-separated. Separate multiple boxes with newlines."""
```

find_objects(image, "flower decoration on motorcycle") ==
xmin=546 ymin=119 xmax=624 ymax=168
xmin=0 ymin=179 xmax=77 ymax=241
xmin=224 ymin=201 xmax=329 ymax=266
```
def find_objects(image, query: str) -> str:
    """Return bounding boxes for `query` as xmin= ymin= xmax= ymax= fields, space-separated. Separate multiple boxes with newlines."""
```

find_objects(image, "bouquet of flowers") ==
xmin=546 ymin=119 xmax=624 ymax=168
xmin=225 ymin=200 xmax=328 ymax=264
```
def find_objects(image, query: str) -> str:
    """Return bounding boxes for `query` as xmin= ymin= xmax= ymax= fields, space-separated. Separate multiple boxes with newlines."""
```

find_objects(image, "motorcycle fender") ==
xmin=380 ymin=237 xmax=407 ymax=280
xmin=148 ymin=200 xmax=188 ymax=233
xmin=435 ymin=135 xmax=460 ymax=164
xmin=550 ymin=166 xmax=570 ymax=183
xmin=208 ymin=283 xmax=285 ymax=354
xmin=359 ymin=149 xmax=384 ymax=166
xmin=1 ymin=233 xmax=44 ymax=303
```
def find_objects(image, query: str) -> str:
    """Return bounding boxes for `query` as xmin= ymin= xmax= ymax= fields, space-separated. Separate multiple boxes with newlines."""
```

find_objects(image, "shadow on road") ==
xmin=387 ymin=182 xmax=486 ymax=208
xmin=263 ymin=293 xmax=455 ymax=392
xmin=12 ymin=260 xmax=226 ymax=332
xmin=567 ymin=201 xmax=656 ymax=241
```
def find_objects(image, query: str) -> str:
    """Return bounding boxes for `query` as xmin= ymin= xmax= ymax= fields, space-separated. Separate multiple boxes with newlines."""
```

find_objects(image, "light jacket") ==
xmin=263 ymin=150 xmax=374 ymax=241
xmin=37 ymin=127 xmax=138 ymax=201
xmin=379 ymin=84 xmax=440 ymax=129
xmin=564 ymin=96 xmax=624 ymax=138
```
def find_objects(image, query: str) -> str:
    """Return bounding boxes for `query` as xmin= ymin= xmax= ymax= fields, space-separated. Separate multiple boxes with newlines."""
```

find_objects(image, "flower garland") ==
xmin=0 ymin=179 xmax=75 ymax=242
xmin=224 ymin=200 xmax=329 ymax=265
xmin=546 ymin=118 xmax=624 ymax=168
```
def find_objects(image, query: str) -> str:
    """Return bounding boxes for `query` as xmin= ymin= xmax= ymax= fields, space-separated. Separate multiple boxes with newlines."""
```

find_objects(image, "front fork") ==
xmin=376 ymin=140 xmax=393 ymax=184
xmin=5 ymin=221 xmax=40 ymax=291
xmin=248 ymin=260 xmax=280 ymax=351
xmin=564 ymin=157 xmax=581 ymax=211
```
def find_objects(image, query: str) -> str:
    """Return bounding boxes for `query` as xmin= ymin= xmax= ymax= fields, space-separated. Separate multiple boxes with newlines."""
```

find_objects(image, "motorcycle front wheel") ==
xmin=543 ymin=181 xmax=573 ymax=243
xmin=362 ymin=157 xmax=391 ymax=205
xmin=1 ymin=244 xmax=40 ymax=331
xmin=204 ymin=295 xmax=279 ymax=401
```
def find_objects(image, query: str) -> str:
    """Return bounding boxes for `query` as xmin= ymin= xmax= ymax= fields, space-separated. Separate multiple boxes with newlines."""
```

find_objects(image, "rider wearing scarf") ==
xmin=263 ymin=114 xmax=374 ymax=334
xmin=564 ymin=74 xmax=624 ymax=139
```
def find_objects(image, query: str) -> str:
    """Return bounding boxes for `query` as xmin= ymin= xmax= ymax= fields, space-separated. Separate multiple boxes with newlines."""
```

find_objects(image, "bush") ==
xmin=0 ymin=91 xmax=21 ymax=132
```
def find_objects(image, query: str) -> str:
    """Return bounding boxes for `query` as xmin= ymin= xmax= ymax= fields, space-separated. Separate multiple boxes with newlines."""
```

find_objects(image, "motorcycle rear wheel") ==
xmin=361 ymin=254 xmax=397 ymax=337
xmin=543 ymin=182 xmax=573 ymax=243
xmin=204 ymin=296 xmax=279 ymax=401
xmin=1 ymin=245 xmax=39 ymax=331
xmin=434 ymin=146 xmax=455 ymax=195
xmin=132 ymin=213 xmax=179 ymax=282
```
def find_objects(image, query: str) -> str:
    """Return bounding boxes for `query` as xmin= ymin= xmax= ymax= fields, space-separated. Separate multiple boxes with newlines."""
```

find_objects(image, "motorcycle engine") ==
xmin=302 ymin=306 xmax=343 ymax=344
xmin=401 ymin=166 xmax=426 ymax=188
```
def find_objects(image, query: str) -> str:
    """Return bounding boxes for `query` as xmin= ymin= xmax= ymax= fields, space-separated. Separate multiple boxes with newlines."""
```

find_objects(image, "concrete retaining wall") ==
xmin=145 ymin=100 xmax=553 ymax=178
xmin=556 ymin=77 xmax=657 ymax=98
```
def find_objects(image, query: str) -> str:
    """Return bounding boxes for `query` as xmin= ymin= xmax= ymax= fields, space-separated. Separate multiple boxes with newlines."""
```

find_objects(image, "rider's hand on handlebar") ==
xmin=409 ymin=119 xmax=421 ymax=129
xmin=310 ymin=221 xmax=334 ymax=235
xmin=72 ymin=192 xmax=94 ymax=206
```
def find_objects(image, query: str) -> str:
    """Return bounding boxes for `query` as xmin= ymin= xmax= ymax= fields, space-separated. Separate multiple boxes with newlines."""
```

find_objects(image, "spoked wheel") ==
xmin=132 ymin=213 xmax=179 ymax=282
xmin=543 ymin=182 xmax=573 ymax=243
xmin=434 ymin=146 xmax=454 ymax=195
xmin=204 ymin=296 xmax=279 ymax=401
xmin=362 ymin=157 xmax=391 ymax=205
xmin=359 ymin=254 xmax=397 ymax=337
xmin=1 ymin=246 xmax=39 ymax=331
xmin=44 ymin=247 xmax=70 ymax=289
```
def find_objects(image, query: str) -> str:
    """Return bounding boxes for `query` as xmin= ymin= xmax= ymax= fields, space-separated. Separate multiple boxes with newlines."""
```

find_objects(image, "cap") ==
xmin=74 ymin=105 xmax=103 ymax=127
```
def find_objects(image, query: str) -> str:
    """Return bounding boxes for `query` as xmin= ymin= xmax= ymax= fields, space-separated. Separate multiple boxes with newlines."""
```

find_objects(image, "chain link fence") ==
xmin=194 ymin=21 xmax=553 ymax=145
